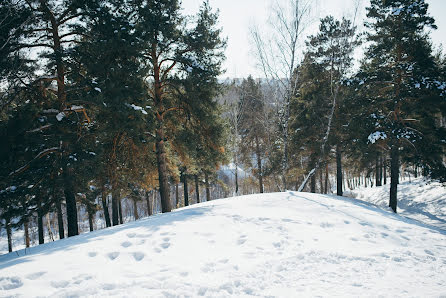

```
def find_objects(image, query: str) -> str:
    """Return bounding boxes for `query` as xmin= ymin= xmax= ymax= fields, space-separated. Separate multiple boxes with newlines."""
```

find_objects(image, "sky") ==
xmin=182 ymin=0 xmax=446 ymax=79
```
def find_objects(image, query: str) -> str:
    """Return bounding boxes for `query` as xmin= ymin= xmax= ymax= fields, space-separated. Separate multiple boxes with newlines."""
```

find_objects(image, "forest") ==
xmin=0 ymin=0 xmax=445 ymax=254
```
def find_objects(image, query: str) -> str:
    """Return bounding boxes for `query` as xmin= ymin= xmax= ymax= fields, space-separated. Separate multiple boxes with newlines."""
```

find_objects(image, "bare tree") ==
xmin=251 ymin=0 xmax=313 ymax=190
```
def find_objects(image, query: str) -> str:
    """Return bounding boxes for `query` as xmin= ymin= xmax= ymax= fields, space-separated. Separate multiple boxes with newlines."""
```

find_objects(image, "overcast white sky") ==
xmin=182 ymin=0 xmax=446 ymax=79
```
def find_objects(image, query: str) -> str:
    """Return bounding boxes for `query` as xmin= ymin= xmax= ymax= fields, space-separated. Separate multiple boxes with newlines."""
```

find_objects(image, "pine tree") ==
xmin=134 ymin=0 xmax=225 ymax=212
xmin=359 ymin=0 xmax=445 ymax=212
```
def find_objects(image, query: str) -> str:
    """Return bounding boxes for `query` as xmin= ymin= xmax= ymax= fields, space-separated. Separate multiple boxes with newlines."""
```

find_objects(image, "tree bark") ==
xmin=336 ymin=144 xmax=343 ymax=196
xmin=383 ymin=157 xmax=387 ymax=185
xmin=146 ymin=190 xmax=153 ymax=216
xmin=55 ymin=196 xmax=64 ymax=239
xmin=389 ymin=145 xmax=399 ymax=213
xmin=376 ymin=153 xmax=383 ymax=187
xmin=6 ymin=216 xmax=12 ymax=253
xmin=194 ymin=174 xmax=200 ymax=204
xmin=37 ymin=206 xmax=44 ymax=244
xmin=255 ymin=135 xmax=264 ymax=193
xmin=310 ymin=173 xmax=316 ymax=193
xmin=111 ymin=189 xmax=119 ymax=226
xmin=133 ymin=199 xmax=139 ymax=220
xmin=324 ymin=164 xmax=329 ymax=194
xmin=118 ymin=198 xmax=123 ymax=224
xmin=205 ymin=172 xmax=211 ymax=201
xmin=88 ymin=208 xmax=94 ymax=232
xmin=175 ymin=183 xmax=179 ymax=207
xmin=101 ymin=190 xmax=111 ymax=227
xmin=63 ymin=165 xmax=79 ymax=237
xmin=24 ymin=220 xmax=30 ymax=248
xmin=183 ymin=174 xmax=189 ymax=206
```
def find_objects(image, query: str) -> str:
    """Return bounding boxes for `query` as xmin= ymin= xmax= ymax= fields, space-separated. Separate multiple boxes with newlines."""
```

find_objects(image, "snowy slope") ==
xmin=0 ymin=192 xmax=445 ymax=297
xmin=346 ymin=178 xmax=446 ymax=229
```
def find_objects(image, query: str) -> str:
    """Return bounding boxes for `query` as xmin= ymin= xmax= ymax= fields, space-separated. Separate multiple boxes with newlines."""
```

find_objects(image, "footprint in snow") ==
xmin=51 ymin=280 xmax=69 ymax=289
xmin=107 ymin=252 xmax=120 ymax=260
xmin=132 ymin=251 xmax=145 ymax=261
xmin=88 ymin=252 xmax=97 ymax=257
xmin=160 ymin=242 xmax=170 ymax=249
xmin=381 ymin=232 xmax=389 ymax=238
xmin=320 ymin=222 xmax=334 ymax=228
xmin=344 ymin=220 xmax=350 ymax=224
xmin=26 ymin=271 xmax=46 ymax=280
xmin=0 ymin=277 xmax=23 ymax=290
xmin=121 ymin=241 xmax=132 ymax=248
xmin=127 ymin=233 xmax=136 ymax=238
xmin=237 ymin=235 xmax=247 ymax=245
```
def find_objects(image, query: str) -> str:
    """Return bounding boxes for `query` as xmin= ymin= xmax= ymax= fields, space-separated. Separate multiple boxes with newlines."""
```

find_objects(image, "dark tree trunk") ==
xmin=183 ymin=174 xmax=189 ymax=206
xmin=255 ymin=135 xmax=264 ymax=193
xmin=383 ymin=158 xmax=387 ymax=185
xmin=175 ymin=184 xmax=179 ymax=207
xmin=24 ymin=220 xmax=30 ymax=248
xmin=205 ymin=172 xmax=211 ymax=201
xmin=235 ymin=160 xmax=239 ymax=195
xmin=63 ymin=165 xmax=79 ymax=237
xmin=101 ymin=190 xmax=111 ymax=227
xmin=336 ymin=144 xmax=343 ymax=196
xmin=319 ymin=167 xmax=324 ymax=193
xmin=118 ymin=199 xmax=123 ymax=224
xmin=195 ymin=174 xmax=200 ymax=204
xmin=6 ymin=216 xmax=12 ymax=253
xmin=88 ymin=209 xmax=94 ymax=232
xmin=133 ymin=199 xmax=139 ymax=220
xmin=111 ymin=190 xmax=119 ymax=226
xmin=389 ymin=145 xmax=399 ymax=213
xmin=55 ymin=197 xmax=64 ymax=239
xmin=324 ymin=164 xmax=329 ymax=194
xmin=376 ymin=153 xmax=383 ymax=187
xmin=310 ymin=174 xmax=316 ymax=193
xmin=37 ymin=207 xmax=44 ymax=244
xmin=146 ymin=190 xmax=153 ymax=216
xmin=155 ymin=125 xmax=172 ymax=213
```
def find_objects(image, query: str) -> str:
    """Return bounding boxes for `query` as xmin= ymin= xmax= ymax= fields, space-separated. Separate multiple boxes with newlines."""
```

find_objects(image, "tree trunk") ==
xmin=146 ymin=190 xmax=153 ymax=216
xmin=183 ymin=174 xmax=189 ymax=206
xmin=37 ymin=206 xmax=44 ymax=244
xmin=383 ymin=158 xmax=387 ymax=185
xmin=6 ymin=216 xmax=12 ymax=253
xmin=88 ymin=208 xmax=94 ymax=232
xmin=175 ymin=184 xmax=179 ymax=207
xmin=63 ymin=165 xmax=79 ymax=237
xmin=118 ymin=198 xmax=123 ymax=224
xmin=389 ymin=145 xmax=399 ymax=213
xmin=155 ymin=125 xmax=172 ymax=213
xmin=376 ymin=153 xmax=383 ymax=187
xmin=255 ymin=135 xmax=264 ymax=193
xmin=111 ymin=190 xmax=119 ymax=226
xmin=319 ymin=167 xmax=324 ymax=194
xmin=336 ymin=144 xmax=343 ymax=196
xmin=205 ymin=172 xmax=211 ymax=201
xmin=324 ymin=164 xmax=329 ymax=194
xmin=55 ymin=197 xmax=64 ymax=239
xmin=235 ymin=159 xmax=239 ymax=195
xmin=133 ymin=199 xmax=139 ymax=220
xmin=310 ymin=173 xmax=316 ymax=193
xmin=24 ymin=220 xmax=30 ymax=248
xmin=194 ymin=174 xmax=200 ymax=204
xmin=101 ymin=190 xmax=111 ymax=227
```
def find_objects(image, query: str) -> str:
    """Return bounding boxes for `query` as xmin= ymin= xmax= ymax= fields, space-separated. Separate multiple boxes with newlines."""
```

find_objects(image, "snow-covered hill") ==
xmin=346 ymin=178 xmax=446 ymax=230
xmin=0 ymin=192 xmax=445 ymax=297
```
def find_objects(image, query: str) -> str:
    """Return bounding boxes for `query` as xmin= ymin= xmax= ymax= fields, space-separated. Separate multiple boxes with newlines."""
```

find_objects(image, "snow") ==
xmin=125 ymin=103 xmax=148 ymax=115
xmin=1 ymin=189 xmax=446 ymax=297
xmin=94 ymin=87 xmax=102 ymax=93
xmin=367 ymin=131 xmax=387 ymax=144
xmin=346 ymin=177 xmax=446 ymax=230
xmin=56 ymin=112 xmax=65 ymax=122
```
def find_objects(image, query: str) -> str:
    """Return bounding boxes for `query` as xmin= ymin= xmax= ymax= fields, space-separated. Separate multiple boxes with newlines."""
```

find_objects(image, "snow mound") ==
xmin=0 ymin=192 xmax=445 ymax=297
xmin=346 ymin=178 xmax=446 ymax=229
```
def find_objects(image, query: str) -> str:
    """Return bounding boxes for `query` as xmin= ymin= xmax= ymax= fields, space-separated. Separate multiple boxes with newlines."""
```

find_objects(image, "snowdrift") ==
xmin=0 ymin=192 xmax=445 ymax=297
